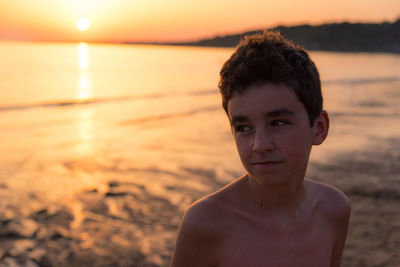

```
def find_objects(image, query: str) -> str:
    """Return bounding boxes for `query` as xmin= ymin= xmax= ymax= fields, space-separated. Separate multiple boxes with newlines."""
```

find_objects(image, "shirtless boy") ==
xmin=170 ymin=31 xmax=351 ymax=267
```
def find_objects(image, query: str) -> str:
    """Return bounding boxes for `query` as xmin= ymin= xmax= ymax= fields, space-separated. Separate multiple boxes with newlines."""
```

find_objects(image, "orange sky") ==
xmin=0 ymin=0 xmax=399 ymax=43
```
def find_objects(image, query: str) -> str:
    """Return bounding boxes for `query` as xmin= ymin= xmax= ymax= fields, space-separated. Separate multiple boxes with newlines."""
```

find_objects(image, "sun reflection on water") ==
xmin=78 ymin=72 xmax=91 ymax=99
xmin=76 ymin=108 xmax=94 ymax=156
xmin=77 ymin=43 xmax=91 ymax=101
xmin=75 ymin=43 xmax=94 ymax=156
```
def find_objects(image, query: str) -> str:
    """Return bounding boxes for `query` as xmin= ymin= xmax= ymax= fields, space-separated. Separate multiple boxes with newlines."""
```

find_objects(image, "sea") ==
xmin=1 ymin=41 xmax=400 ymax=201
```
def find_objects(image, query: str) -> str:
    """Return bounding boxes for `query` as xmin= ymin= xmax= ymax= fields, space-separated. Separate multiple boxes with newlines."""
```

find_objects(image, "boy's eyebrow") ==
xmin=230 ymin=116 xmax=249 ymax=125
xmin=265 ymin=108 xmax=295 ymax=118
xmin=230 ymin=108 xmax=295 ymax=125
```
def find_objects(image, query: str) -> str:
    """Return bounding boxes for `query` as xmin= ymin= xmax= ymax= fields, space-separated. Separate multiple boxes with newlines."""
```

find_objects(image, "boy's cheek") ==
xmin=234 ymin=139 xmax=250 ymax=153
xmin=236 ymin=144 xmax=253 ymax=167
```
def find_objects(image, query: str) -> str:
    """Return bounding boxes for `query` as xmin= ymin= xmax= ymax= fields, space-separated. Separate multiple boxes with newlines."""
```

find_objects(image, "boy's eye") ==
xmin=271 ymin=120 xmax=288 ymax=127
xmin=235 ymin=125 xmax=251 ymax=133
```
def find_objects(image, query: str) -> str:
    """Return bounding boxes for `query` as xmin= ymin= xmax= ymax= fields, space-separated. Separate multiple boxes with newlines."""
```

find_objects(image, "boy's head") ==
xmin=218 ymin=31 xmax=322 ymax=126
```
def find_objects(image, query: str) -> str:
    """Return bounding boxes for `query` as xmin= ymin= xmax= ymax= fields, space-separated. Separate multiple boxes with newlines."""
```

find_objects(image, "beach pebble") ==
xmin=32 ymin=208 xmax=48 ymax=217
xmin=32 ymin=207 xmax=73 ymax=226
xmin=0 ymin=249 xmax=5 ymax=258
xmin=27 ymin=247 xmax=47 ymax=261
xmin=0 ymin=257 xmax=20 ymax=267
xmin=1 ymin=209 xmax=16 ymax=223
xmin=9 ymin=239 xmax=36 ymax=256
xmin=5 ymin=219 xmax=38 ymax=238
xmin=24 ymin=259 xmax=39 ymax=267
xmin=35 ymin=226 xmax=70 ymax=240
xmin=55 ymin=250 xmax=72 ymax=263
xmin=366 ymin=250 xmax=391 ymax=266
xmin=50 ymin=227 xmax=70 ymax=240
xmin=105 ymin=191 xmax=128 ymax=197
xmin=85 ymin=188 xmax=98 ymax=193
xmin=108 ymin=181 xmax=120 ymax=187
xmin=34 ymin=227 xmax=48 ymax=240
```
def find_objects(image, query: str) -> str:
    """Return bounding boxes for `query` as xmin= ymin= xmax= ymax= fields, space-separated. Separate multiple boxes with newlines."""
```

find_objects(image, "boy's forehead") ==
xmin=227 ymin=82 xmax=301 ymax=116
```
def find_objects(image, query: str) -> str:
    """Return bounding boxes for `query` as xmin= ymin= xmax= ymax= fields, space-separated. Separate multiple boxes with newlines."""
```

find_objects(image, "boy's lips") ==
xmin=251 ymin=160 xmax=282 ymax=166
xmin=250 ymin=160 xmax=283 ymax=171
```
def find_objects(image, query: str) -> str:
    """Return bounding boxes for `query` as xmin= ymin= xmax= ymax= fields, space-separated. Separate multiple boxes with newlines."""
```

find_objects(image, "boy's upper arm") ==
xmin=170 ymin=201 xmax=221 ymax=267
xmin=326 ymin=187 xmax=351 ymax=267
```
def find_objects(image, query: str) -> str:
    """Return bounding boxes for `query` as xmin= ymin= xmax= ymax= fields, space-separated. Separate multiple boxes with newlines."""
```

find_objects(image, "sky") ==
xmin=0 ymin=0 xmax=399 ymax=43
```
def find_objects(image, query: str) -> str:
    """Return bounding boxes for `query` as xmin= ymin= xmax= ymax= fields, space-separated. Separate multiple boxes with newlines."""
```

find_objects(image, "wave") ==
xmin=0 ymin=89 xmax=219 ymax=113
xmin=323 ymin=76 xmax=400 ymax=86
xmin=119 ymin=105 xmax=220 ymax=126
xmin=330 ymin=111 xmax=400 ymax=117
xmin=0 ymin=95 xmax=159 ymax=112
xmin=3 ymin=75 xmax=398 ymax=113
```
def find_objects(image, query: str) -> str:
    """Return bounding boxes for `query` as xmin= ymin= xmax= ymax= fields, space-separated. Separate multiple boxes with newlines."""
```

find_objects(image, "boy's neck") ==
xmin=245 ymin=174 xmax=307 ymax=215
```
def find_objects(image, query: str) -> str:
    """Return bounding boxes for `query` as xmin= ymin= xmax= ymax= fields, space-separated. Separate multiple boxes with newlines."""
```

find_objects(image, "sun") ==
xmin=76 ymin=18 xmax=90 ymax=31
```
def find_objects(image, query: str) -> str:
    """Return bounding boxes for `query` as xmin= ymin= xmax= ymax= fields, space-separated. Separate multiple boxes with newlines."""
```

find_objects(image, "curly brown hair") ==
xmin=218 ymin=31 xmax=322 ymax=126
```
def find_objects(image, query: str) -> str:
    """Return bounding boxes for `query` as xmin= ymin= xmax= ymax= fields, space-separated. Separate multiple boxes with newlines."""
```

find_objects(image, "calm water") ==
xmin=1 ymin=41 xmax=400 ymax=203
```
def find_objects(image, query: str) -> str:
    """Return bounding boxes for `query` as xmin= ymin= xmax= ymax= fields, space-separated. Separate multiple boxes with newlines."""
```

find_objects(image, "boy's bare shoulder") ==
xmin=179 ymin=175 xmax=248 ymax=242
xmin=307 ymin=179 xmax=351 ymax=222
xmin=170 ymin=178 xmax=244 ymax=267
xmin=184 ymin=176 xmax=245 ymax=230
xmin=306 ymin=180 xmax=351 ymax=267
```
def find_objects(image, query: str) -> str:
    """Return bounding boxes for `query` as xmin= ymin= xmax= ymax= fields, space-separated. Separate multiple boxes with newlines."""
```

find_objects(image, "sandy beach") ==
xmin=310 ymin=137 xmax=400 ymax=267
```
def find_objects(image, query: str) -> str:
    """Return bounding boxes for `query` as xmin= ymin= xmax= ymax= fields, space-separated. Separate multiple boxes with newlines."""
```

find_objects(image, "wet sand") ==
xmin=0 ymin=137 xmax=399 ymax=266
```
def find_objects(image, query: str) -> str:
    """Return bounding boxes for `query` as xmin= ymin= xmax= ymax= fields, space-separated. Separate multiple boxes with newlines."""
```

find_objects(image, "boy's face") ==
xmin=227 ymin=82 xmax=328 ymax=186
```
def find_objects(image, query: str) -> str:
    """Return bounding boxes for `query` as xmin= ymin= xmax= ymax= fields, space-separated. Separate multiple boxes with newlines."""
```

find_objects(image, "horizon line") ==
xmin=1 ymin=18 xmax=398 ymax=45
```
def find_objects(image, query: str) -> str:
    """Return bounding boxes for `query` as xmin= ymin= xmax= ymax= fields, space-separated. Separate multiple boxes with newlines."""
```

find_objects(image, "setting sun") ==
xmin=76 ymin=18 xmax=90 ymax=31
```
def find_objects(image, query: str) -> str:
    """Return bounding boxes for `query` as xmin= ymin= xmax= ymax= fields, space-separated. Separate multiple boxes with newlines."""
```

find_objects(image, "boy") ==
xmin=170 ymin=31 xmax=351 ymax=267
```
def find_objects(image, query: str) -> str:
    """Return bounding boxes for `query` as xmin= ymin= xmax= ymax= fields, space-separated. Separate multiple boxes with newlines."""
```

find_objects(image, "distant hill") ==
xmin=153 ymin=19 xmax=400 ymax=53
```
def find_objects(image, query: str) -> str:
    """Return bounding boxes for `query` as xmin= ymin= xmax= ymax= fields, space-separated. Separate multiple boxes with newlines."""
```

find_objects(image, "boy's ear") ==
xmin=312 ymin=110 xmax=329 ymax=146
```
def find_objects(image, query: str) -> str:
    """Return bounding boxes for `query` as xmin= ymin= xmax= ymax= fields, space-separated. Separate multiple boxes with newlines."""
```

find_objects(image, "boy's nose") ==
xmin=253 ymin=130 xmax=274 ymax=154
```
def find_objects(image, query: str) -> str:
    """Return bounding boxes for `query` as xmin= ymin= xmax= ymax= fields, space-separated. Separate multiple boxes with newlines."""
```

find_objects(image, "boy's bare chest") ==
xmin=216 ymin=217 xmax=334 ymax=267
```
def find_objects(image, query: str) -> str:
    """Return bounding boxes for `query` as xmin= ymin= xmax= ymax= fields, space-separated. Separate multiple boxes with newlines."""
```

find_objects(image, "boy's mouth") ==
xmin=252 ymin=160 xmax=282 ymax=166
